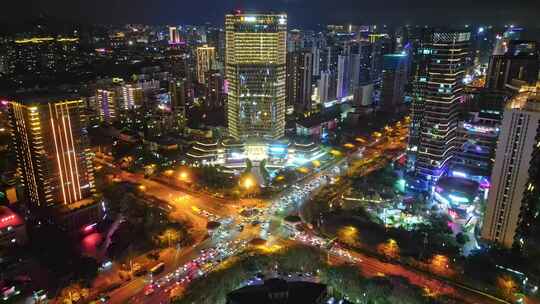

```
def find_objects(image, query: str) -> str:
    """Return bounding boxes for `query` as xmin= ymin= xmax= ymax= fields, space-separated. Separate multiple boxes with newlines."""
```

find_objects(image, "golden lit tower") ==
xmin=225 ymin=11 xmax=287 ymax=140
xmin=8 ymin=95 xmax=95 ymax=209
xmin=169 ymin=26 xmax=181 ymax=44
xmin=196 ymin=45 xmax=216 ymax=84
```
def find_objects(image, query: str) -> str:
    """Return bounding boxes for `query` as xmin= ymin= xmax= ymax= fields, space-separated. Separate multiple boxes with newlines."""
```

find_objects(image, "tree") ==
xmin=456 ymin=232 xmax=470 ymax=245
xmin=28 ymin=223 xmax=79 ymax=277
xmin=272 ymin=168 xmax=297 ymax=187
xmin=245 ymin=158 xmax=253 ymax=173
xmin=156 ymin=222 xmax=191 ymax=248
xmin=172 ymin=244 xmax=443 ymax=304
xmin=496 ymin=275 xmax=518 ymax=300
xmin=58 ymin=283 xmax=90 ymax=304
xmin=463 ymin=252 xmax=498 ymax=284
xmin=194 ymin=166 xmax=236 ymax=190
xmin=75 ymin=256 xmax=99 ymax=284
xmin=377 ymin=239 xmax=400 ymax=259
xmin=259 ymin=159 xmax=270 ymax=184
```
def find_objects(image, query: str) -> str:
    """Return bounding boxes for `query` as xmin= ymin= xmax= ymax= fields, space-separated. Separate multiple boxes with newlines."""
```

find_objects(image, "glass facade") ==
xmin=412 ymin=30 xmax=471 ymax=183
xmin=225 ymin=12 xmax=287 ymax=140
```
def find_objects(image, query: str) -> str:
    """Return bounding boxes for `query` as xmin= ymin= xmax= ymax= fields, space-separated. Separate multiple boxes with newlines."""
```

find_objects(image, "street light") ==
xmin=497 ymin=275 xmax=518 ymax=299
xmin=338 ymin=226 xmax=358 ymax=245
xmin=162 ymin=229 xmax=180 ymax=247
xmin=378 ymin=238 xmax=399 ymax=259
xmin=243 ymin=176 xmax=254 ymax=190
xmin=178 ymin=170 xmax=189 ymax=182
xmin=431 ymin=254 xmax=449 ymax=273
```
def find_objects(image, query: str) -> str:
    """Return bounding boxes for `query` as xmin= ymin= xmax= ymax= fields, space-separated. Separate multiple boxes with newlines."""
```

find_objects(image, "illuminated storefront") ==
xmin=186 ymin=138 xmax=325 ymax=169
xmin=433 ymin=176 xmax=480 ymax=220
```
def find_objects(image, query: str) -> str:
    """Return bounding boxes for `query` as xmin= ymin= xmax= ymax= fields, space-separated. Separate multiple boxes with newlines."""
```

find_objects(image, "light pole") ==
xmin=241 ymin=176 xmax=256 ymax=197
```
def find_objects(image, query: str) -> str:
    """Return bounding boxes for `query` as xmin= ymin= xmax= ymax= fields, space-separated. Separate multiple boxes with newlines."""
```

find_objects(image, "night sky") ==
xmin=3 ymin=0 xmax=540 ymax=27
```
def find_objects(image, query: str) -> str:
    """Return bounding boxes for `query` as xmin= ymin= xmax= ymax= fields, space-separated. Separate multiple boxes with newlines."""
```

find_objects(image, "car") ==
xmin=33 ymin=290 xmax=47 ymax=302
xmin=144 ymin=285 xmax=155 ymax=296
xmin=97 ymin=294 xmax=110 ymax=303
xmin=134 ymin=268 xmax=148 ymax=277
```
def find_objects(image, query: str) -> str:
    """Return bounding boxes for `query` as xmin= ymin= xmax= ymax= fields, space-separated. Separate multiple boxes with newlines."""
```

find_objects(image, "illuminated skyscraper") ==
xmin=121 ymin=84 xmax=144 ymax=109
xmin=286 ymin=50 xmax=313 ymax=115
xmin=10 ymin=37 xmax=80 ymax=75
xmin=486 ymin=40 xmax=539 ymax=91
xmin=169 ymin=26 xmax=181 ymax=44
xmin=8 ymin=96 xmax=95 ymax=209
xmin=169 ymin=79 xmax=187 ymax=128
xmin=410 ymin=30 xmax=471 ymax=184
xmin=96 ymin=89 xmax=117 ymax=123
xmin=196 ymin=45 xmax=216 ymax=84
xmin=482 ymin=88 xmax=540 ymax=248
xmin=225 ymin=11 xmax=287 ymax=140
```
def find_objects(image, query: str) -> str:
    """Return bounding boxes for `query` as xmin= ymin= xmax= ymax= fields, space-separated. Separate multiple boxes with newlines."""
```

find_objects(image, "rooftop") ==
xmin=297 ymin=105 xmax=345 ymax=128
xmin=508 ymin=86 xmax=540 ymax=112
xmin=227 ymin=279 xmax=326 ymax=304
xmin=6 ymin=92 xmax=81 ymax=105
xmin=435 ymin=176 xmax=479 ymax=198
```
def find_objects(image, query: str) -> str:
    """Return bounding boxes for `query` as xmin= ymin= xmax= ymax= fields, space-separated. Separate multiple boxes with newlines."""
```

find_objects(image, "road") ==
xmin=87 ymin=117 xmax=514 ymax=304
xmin=87 ymin=168 xmax=266 ymax=304
xmin=292 ymin=228 xmax=510 ymax=304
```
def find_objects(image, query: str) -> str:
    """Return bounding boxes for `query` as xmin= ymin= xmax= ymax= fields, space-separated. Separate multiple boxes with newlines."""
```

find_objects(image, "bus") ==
xmin=150 ymin=262 xmax=165 ymax=275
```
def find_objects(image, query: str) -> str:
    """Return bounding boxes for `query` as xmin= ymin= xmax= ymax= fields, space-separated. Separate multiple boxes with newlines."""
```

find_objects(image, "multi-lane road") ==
xmin=87 ymin=118 xmax=515 ymax=304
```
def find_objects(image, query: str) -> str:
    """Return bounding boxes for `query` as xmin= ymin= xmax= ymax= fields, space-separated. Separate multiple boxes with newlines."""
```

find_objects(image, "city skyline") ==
xmin=2 ymin=0 xmax=540 ymax=28
xmin=0 ymin=4 xmax=539 ymax=304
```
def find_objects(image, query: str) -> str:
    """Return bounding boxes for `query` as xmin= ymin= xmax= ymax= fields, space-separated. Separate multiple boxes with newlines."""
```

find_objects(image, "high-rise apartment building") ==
xmin=96 ymin=89 xmax=117 ymax=123
xmin=225 ymin=12 xmax=287 ymax=140
xmin=410 ymin=30 xmax=471 ymax=184
xmin=169 ymin=79 xmax=187 ymax=127
xmin=312 ymin=46 xmax=321 ymax=77
xmin=8 ymin=96 xmax=95 ymax=209
xmin=286 ymin=50 xmax=313 ymax=115
xmin=358 ymin=41 xmax=373 ymax=84
xmin=9 ymin=37 xmax=80 ymax=76
xmin=336 ymin=54 xmax=350 ymax=99
xmin=482 ymin=88 xmax=540 ymax=248
xmin=122 ymin=84 xmax=144 ymax=109
xmin=370 ymin=35 xmax=393 ymax=82
xmin=349 ymin=53 xmax=362 ymax=90
xmin=207 ymin=27 xmax=226 ymax=64
xmin=353 ymin=83 xmax=374 ymax=108
xmin=380 ymin=53 xmax=408 ymax=113
xmin=318 ymin=70 xmax=331 ymax=103
xmin=169 ymin=26 xmax=181 ymax=45
xmin=452 ymin=116 xmax=501 ymax=178
xmin=196 ymin=45 xmax=216 ymax=84
xmin=486 ymin=40 xmax=539 ymax=91
xmin=287 ymin=30 xmax=304 ymax=52
xmin=205 ymin=71 xmax=225 ymax=108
